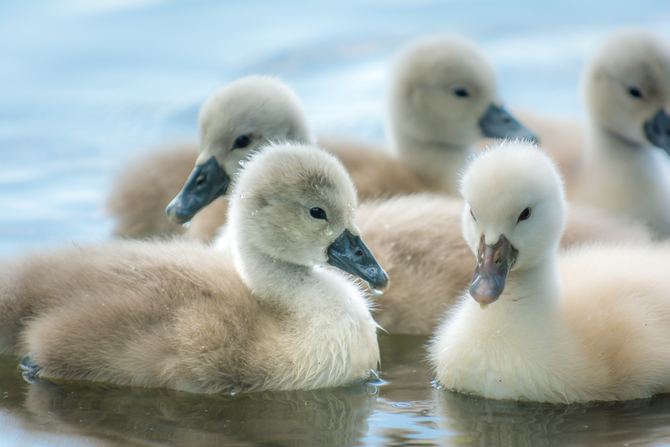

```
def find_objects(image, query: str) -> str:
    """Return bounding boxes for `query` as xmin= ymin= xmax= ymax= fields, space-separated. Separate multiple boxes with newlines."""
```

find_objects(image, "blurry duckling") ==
xmin=387 ymin=34 xmax=537 ymax=193
xmin=430 ymin=140 xmax=670 ymax=403
xmin=0 ymin=143 xmax=388 ymax=393
xmin=108 ymin=75 xmax=316 ymax=239
xmin=570 ymin=29 xmax=670 ymax=237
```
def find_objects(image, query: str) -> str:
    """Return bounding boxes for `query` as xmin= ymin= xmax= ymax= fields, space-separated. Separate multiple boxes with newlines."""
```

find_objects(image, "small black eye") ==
xmin=517 ymin=207 xmax=531 ymax=223
xmin=454 ymin=88 xmax=470 ymax=98
xmin=309 ymin=207 xmax=327 ymax=221
xmin=232 ymin=135 xmax=251 ymax=150
xmin=470 ymin=209 xmax=476 ymax=221
xmin=628 ymin=86 xmax=643 ymax=99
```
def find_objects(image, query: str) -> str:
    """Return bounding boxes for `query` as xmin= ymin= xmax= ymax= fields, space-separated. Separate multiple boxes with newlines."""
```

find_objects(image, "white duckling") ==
xmin=570 ymin=29 xmax=670 ymax=237
xmin=388 ymin=34 xmax=538 ymax=193
xmin=429 ymin=140 xmax=670 ymax=403
xmin=0 ymin=143 xmax=388 ymax=393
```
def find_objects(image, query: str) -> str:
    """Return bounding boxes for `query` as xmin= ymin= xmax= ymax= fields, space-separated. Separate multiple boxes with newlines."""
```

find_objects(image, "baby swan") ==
xmin=1 ymin=143 xmax=388 ymax=393
xmin=429 ymin=140 xmax=670 ymax=404
xmin=165 ymin=75 xmax=316 ymax=226
xmin=389 ymin=35 xmax=537 ymax=193
xmin=108 ymin=75 xmax=315 ymax=239
xmin=571 ymin=29 xmax=670 ymax=236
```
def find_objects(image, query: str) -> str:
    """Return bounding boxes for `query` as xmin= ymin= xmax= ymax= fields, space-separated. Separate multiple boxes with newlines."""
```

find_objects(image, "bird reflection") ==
xmin=436 ymin=388 xmax=670 ymax=446
xmin=21 ymin=376 xmax=378 ymax=447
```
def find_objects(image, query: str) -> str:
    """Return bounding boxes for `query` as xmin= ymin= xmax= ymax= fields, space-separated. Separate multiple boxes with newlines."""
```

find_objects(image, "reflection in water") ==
xmin=22 ymin=378 xmax=377 ymax=447
xmin=437 ymin=389 xmax=670 ymax=446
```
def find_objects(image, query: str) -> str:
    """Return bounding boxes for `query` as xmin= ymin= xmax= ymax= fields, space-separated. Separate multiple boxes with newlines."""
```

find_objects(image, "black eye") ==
xmin=470 ymin=209 xmax=476 ymax=221
xmin=454 ymin=88 xmax=470 ymax=98
xmin=309 ymin=207 xmax=327 ymax=221
xmin=517 ymin=207 xmax=531 ymax=223
xmin=628 ymin=86 xmax=643 ymax=99
xmin=232 ymin=135 xmax=251 ymax=150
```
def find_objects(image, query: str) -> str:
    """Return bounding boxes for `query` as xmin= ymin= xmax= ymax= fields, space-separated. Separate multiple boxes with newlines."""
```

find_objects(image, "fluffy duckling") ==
xmin=107 ymin=75 xmax=316 ymax=239
xmin=388 ymin=35 xmax=537 ymax=193
xmin=0 ymin=143 xmax=389 ymax=393
xmin=356 ymin=193 xmax=650 ymax=335
xmin=429 ymin=141 xmax=670 ymax=403
xmin=570 ymin=29 xmax=670 ymax=237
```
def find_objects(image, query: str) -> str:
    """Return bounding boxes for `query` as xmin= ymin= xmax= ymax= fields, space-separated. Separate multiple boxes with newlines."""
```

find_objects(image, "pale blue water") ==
xmin=3 ymin=1 xmax=670 ymax=446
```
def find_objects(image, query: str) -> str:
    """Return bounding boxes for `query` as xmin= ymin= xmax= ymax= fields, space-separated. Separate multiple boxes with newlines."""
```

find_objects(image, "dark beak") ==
xmin=165 ymin=156 xmax=231 ymax=225
xmin=479 ymin=104 xmax=539 ymax=144
xmin=469 ymin=234 xmax=518 ymax=306
xmin=644 ymin=108 xmax=670 ymax=154
xmin=327 ymin=229 xmax=390 ymax=295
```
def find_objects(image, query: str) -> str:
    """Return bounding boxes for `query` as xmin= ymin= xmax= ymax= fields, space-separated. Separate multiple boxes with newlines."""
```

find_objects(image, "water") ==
xmin=3 ymin=1 xmax=670 ymax=445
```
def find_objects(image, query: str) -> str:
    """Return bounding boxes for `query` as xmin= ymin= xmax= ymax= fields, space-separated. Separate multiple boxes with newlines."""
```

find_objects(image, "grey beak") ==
xmin=644 ymin=108 xmax=670 ymax=154
xmin=327 ymin=229 xmax=390 ymax=294
xmin=479 ymin=104 xmax=539 ymax=144
xmin=469 ymin=234 xmax=518 ymax=306
xmin=165 ymin=156 xmax=231 ymax=225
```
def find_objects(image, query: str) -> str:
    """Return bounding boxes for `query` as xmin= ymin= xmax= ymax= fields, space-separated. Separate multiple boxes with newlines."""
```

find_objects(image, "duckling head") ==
xmin=459 ymin=141 xmax=566 ymax=305
xmin=167 ymin=75 xmax=316 ymax=224
xmin=229 ymin=142 xmax=390 ymax=294
xmin=388 ymin=35 xmax=537 ymax=150
xmin=583 ymin=29 xmax=670 ymax=152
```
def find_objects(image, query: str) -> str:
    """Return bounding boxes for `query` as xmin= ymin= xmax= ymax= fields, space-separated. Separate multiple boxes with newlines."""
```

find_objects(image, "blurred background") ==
xmin=1 ymin=0 xmax=670 ymax=255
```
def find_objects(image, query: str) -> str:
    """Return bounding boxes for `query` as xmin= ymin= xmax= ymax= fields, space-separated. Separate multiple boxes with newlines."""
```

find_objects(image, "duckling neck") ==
xmin=585 ymin=123 xmax=648 ymax=164
xmin=232 ymin=240 xmax=313 ymax=310
xmin=492 ymin=255 xmax=562 ymax=322
xmin=394 ymin=134 xmax=472 ymax=194
xmin=578 ymin=122 xmax=670 ymax=235
xmin=230 ymin=236 xmax=367 ymax=319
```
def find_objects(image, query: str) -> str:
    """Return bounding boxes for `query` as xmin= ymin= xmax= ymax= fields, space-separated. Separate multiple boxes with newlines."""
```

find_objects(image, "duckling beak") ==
xmin=643 ymin=108 xmax=670 ymax=153
xmin=469 ymin=234 xmax=518 ymax=306
xmin=478 ymin=104 xmax=539 ymax=144
xmin=166 ymin=156 xmax=231 ymax=224
xmin=327 ymin=229 xmax=390 ymax=295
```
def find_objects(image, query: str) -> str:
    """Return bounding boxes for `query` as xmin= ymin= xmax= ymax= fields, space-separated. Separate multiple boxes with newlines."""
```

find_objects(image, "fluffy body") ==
xmin=107 ymin=143 xmax=197 ymax=238
xmin=430 ymin=141 xmax=670 ymax=403
xmin=570 ymin=29 xmax=670 ymax=236
xmin=1 ymin=144 xmax=380 ymax=393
